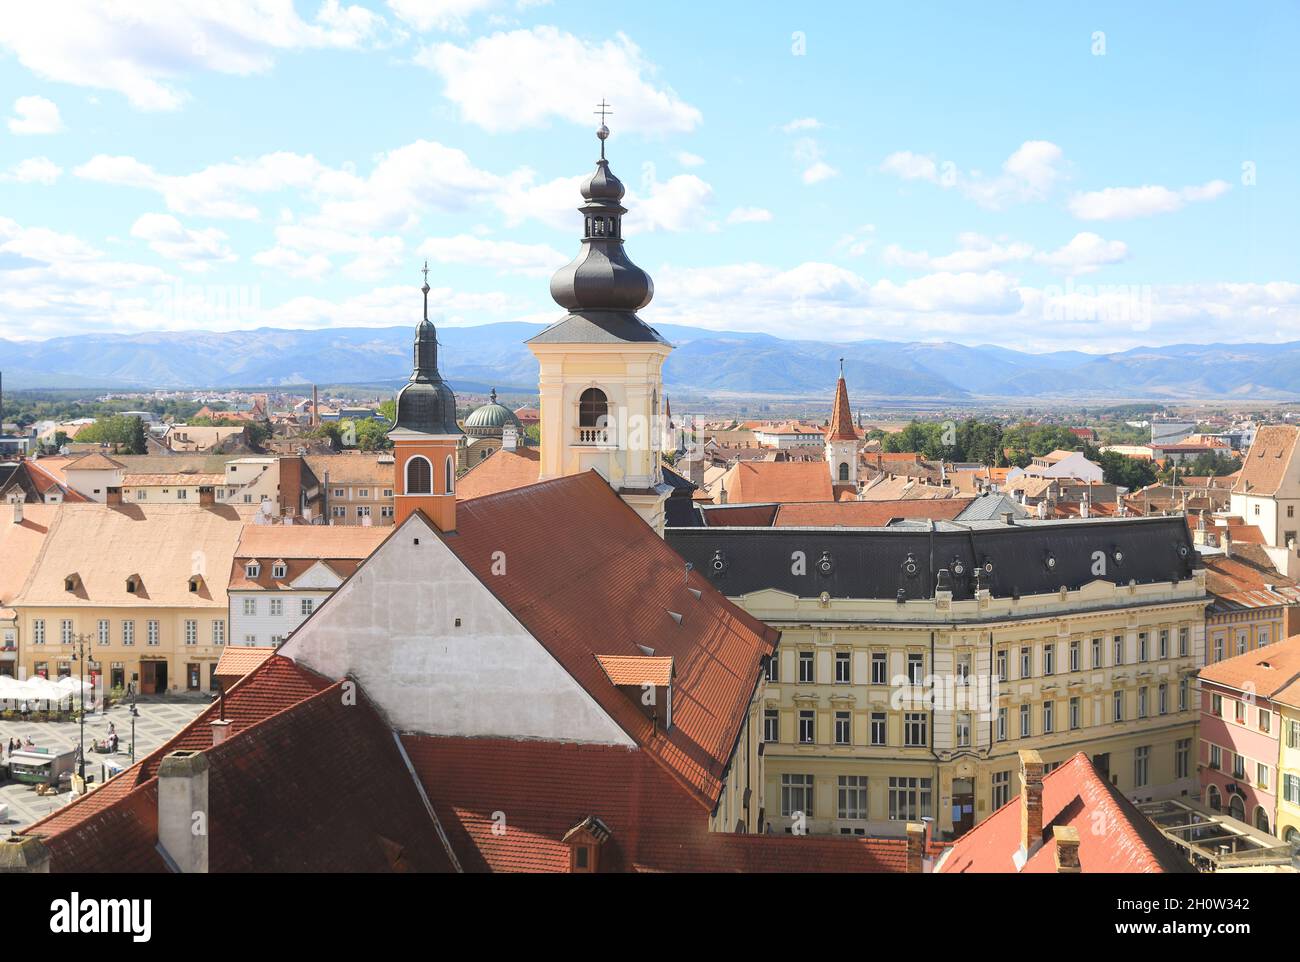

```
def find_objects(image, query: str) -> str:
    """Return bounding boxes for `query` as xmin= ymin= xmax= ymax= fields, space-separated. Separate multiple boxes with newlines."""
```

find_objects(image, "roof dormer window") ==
xmin=246 ymin=562 xmax=261 ymax=579
xmin=126 ymin=575 xmax=141 ymax=594
xmin=188 ymin=575 xmax=203 ymax=593
xmin=272 ymin=561 xmax=287 ymax=579
xmin=64 ymin=574 xmax=79 ymax=593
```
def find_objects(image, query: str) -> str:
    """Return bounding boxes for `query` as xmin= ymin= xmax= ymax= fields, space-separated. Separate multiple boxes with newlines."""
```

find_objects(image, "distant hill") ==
xmin=2 ymin=322 xmax=1298 ymax=400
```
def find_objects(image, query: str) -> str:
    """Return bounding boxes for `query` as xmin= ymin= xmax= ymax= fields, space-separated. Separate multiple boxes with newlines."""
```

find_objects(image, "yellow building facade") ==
xmin=1276 ymin=699 xmax=1300 ymax=846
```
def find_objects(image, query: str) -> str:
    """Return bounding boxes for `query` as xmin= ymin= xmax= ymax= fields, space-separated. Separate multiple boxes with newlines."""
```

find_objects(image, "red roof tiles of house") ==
xmin=213 ymin=645 xmax=277 ymax=683
xmin=401 ymin=735 xmax=913 ymax=873
xmin=1234 ymin=424 xmax=1300 ymax=496
xmin=721 ymin=460 xmax=834 ymax=504
xmin=455 ymin=445 xmax=541 ymax=501
xmin=445 ymin=471 xmax=779 ymax=807
xmin=825 ymin=375 xmax=856 ymax=441
xmin=596 ymin=654 xmax=673 ymax=687
xmin=1198 ymin=633 xmax=1300 ymax=697
xmin=773 ymin=498 xmax=973 ymax=527
xmin=935 ymin=752 xmax=1191 ymax=873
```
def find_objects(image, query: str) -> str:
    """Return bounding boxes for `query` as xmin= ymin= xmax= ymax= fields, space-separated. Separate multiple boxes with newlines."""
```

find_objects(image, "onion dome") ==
xmin=390 ymin=265 xmax=463 ymax=438
xmin=464 ymin=389 xmax=522 ymax=439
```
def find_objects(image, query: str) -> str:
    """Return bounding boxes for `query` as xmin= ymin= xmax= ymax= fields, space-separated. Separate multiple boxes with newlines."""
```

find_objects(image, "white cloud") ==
xmin=1 ymin=156 xmax=62 ymax=185
xmin=0 ymin=1 xmax=383 ymax=111
xmin=834 ymin=224 xmax=876 ymax=257
xmin=885 ymin=231 xmax=1127 ymax=276
xmin=726 ymin=207 xmax=773 ymax=225
xmin=802 ymin=161 xmax=838 ymax=185
xmin=416 ymin=27 xmax=701 ymax=133
xmin=879 ymin=140 xmax=1066 ymax=209
xmin=387 ymin=0 xmax=495 ymax=31
xmin=130 ymin=213 xmax=236 ymax=271
xmin=1033 ymin=232 xmax=1128 ymax=274
xmin=8 ymin=95 xmax=62 ymax=134
xmin=676 ymin=151 xmax=705 ymax=168
xmin=633 ymin=173 xmax=713 ymax=233
xmin=251 ymin=246 xmax=332 ymax=280
xmin=781 ymin=117 xmax=822 ymax=133
xmin=794 ymin=137 xmax=837 ymax=185
xmin=418 ymin=234 xmax=566 ymax=275
xmin=500 ymin=168 xmax=713 ymax=234
xmin=1068 ymin=180 xmax=1231 ymax=220
xmin=255 ymin=223 xmax=405 ymax=280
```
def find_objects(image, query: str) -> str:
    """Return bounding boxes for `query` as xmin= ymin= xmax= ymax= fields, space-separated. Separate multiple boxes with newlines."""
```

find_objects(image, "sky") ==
xmin=0 ymin=0 xmax=1297 ymax=353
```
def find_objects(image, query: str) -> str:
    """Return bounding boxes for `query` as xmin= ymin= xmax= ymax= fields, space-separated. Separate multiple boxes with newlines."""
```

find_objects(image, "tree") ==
xmin=1099 ymin=451 xmax=1157 ymax=490
xmin=128 ymin=416 xmax=147 ymax=455
xmin=353 ymin=418 xmax=392 ymax=452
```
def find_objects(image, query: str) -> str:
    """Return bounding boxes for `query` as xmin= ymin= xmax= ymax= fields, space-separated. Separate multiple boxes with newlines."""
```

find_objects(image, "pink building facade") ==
xmin=1198 ymin=680 xmax=1281 ymax=833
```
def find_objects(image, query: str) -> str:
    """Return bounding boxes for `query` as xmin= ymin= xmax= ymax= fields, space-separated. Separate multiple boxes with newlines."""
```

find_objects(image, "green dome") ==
xmin=464 ymin=389 xmax=522 ymax=438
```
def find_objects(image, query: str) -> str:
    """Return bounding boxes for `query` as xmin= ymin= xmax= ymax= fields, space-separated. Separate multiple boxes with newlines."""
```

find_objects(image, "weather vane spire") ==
xmin=421 ymin=260 xmax=430 ymax=321
xmin=594 ymin=99 xmax=612 ymax=159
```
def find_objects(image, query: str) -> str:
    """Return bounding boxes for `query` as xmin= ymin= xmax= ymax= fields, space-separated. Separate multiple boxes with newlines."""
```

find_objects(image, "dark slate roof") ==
xmin=666 ymin=515 xmax=1201 ymax=602
xmin=526 ymin=310 xmax=670 ymax=345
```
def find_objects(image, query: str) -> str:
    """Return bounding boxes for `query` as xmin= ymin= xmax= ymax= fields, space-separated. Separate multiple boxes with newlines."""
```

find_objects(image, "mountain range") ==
xmin=2 ymin=322 xmax=1298 ymax=400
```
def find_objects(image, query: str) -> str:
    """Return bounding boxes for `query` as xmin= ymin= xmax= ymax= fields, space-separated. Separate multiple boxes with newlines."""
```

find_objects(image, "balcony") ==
xmin=574 ymin=427 xmax=612 ymax=446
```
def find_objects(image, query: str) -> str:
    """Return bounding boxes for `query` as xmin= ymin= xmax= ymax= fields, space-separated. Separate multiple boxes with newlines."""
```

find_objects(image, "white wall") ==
xmin=280 ymin=513 xmax=634 ymax=745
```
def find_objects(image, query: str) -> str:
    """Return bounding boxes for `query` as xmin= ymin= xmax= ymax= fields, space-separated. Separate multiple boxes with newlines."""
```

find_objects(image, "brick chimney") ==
xmin=211 ymin=719 xmax=232 ymax=746
xmin=198 ymin=485 xmax=215 ymax=508
xmin=0 ymin=835 xmax=50 ymax=873
xmin=1053 ymin=824 xmax=1081 ymax=873
xmin=279 ymin=455 xmax=303 ymax=517
xmin=1017 ymin=749 xmax=1045 ymax=868
xmin=905 ymin=821 xmax=926 ymax=874
xmin=157 ymin=751 xmax=209 ymax=873
xmin=1222 ymin=527 xmax=1233 ymax=559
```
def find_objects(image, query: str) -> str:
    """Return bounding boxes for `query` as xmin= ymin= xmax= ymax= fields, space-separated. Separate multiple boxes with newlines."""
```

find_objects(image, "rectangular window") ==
xmin=1158 ymin=683 xmax=1168 ymax=716
xmin=834 ymin=711 xmax=851 ymax=745
xmin=869 ymin=712 xmax=886 ymax=746
xmin=798 ymin=710 xmax=815 ymax=744
xmin=1069 ymin=640 xmax=1080 ymax=672
xmin=1020 ymin=646 xmax=1032 ymax=679
xmin=60 ymin=619 xmax=73 ymax=644
xmin=97 ymin=619 xmax=110 ymax=645
xmin=834 ymin=651 xmax=851 ymax=684
xmin=1232 ymin=753 xmax=1245 ymax=780
xmin=1211 ymin=693 xmax=1223 ymax=717
xmin=1069 ymin=697 xmax=1080 ymax=730
xmin=904 ymin=712 xmax=928 ymax=747
xmin=780 ymin=774 xmax=814 ymax=818
xmin=184 ymin=620 xmax=197 ymax=646
xmin=269 ymin=598 xmax=283 ymax=617
xmin=765 ymin=655 xmax=779 ymax=682
xmin=798 ymin=651 xmax=814 ymax=683
xmin=1019 ymin=703 xmax=1031 ymax=738
xmin=956 ymin=712 xmax=971 ymax=748
xmin=763 ymin=709 xmax=779 ymax=743
xmin=887 ymin=776 xmax=932 ymax=821
xmin=122 ymin=620 xmax=134 ymax=646
xmin=1234 ymin=699 xmax=1245 ymax=724
xmin=995 ymin=649 xmax=1008 ymax=681
xmin=1158 ymin=629 xmax=1169 ymax=660
xmin=1284 ymin=773 xmax=1300 ymax=806
xmin=1257 ymin=762 xmax=1270 ymax=790
xmin=991 ymin=770 xmax=1012 ymax=809
xmin=1114 ymin=635 xmax=1124 ymax=666
xmin=1179 ymin=627 xmax=1188 ymax=658
xmin=1113 ymin=689 xmax=1124 ymax=722
xmin=1138 ymin=686 xmax=1148 ymax=719
xmin=147 ymin=620 xmax=160 ymax=646
xmin=1138 ymin=632 xmax=1148 ymax=663
xmin=1209 ymin=744 xmax=1221 ymax=770
xmin=1179 ymin=678 xmax=1189 ymax=712
xmin=212 ymin=620 xmax=225 ymax=645
xmin=243 ymin=598 xmax=256 ymax=616
xmin=1043 ymin=644 xmax=1055 ymax=676
xmin=356 ymin=506 xmax=371 ymax=519
xmin=956 ymin=652 xmax=971 ymax=685
xmin=381 ymin=505 xmax=394 ymax=520
xmin=1175 ymin=738 xmax=1191 ymax=779
xmin=997 ymin=706 xmax=1007 ymax=742
xmin=907 ymin=653 xmax=923 ymax=685
xmin=837 ymin=775 xmax=867 ymax=820
xmin=1042 ymin=701 xmax=1054 ymax=734
xmin=1288 ymin=719 xmax=1300 ymax=750
xmin=33 ymin=619 xmax=45 ymax=645
xmin=1213 ymin=637 xmax=1224 ymax=662
xmin=1134 ymin=745 xmax=1150 ymax=787
xmin=870 ymin=652 xmax=887 ymax=685
xmin=301 ymin=598 xmax=315 ymax=617
xmin=1259 ymin=709 xmax=1272 ymax=734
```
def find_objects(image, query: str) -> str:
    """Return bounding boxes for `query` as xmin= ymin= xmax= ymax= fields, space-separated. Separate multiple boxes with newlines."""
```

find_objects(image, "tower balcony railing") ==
xmin=575 ymin=427 xmax=611 ymax=446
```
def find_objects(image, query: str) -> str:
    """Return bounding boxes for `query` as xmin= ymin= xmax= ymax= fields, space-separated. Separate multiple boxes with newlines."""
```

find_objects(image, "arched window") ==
xmin=406 ymin=456 xmax=432 ymax=495
xmin=1206 ymin=785 xmax=1221 ymax=811
xmin=579 ymin=388 xmax=608 ymax=428
xmin=1285 ymin=826 xmax=1299 ymax=848
xmin=1255 ymin=806 xmax=1270 ymax=833
xmin=838 ymin=462 xmax=850 ymax=482
xmin=1228 ymin=793 xmax=1246 ymax=822
xmin=445 ymin=456 xmax=454 ymax=495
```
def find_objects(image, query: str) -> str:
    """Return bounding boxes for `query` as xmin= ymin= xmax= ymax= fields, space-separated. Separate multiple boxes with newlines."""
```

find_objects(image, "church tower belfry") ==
xmin=526 ymin=107 xmax=673 ymax=533
xmin=388 ymin=263 xmax=463 ymax=531
xmin=826 ymin=359 xmax=859 ymax=493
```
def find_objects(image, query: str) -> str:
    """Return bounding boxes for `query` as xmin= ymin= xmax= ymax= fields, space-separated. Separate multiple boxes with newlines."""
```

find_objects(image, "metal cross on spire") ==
xmin=421 ymin=260 xmax=430 ymax=321
xmin=594 ymin=99 xmax=612 ymax=158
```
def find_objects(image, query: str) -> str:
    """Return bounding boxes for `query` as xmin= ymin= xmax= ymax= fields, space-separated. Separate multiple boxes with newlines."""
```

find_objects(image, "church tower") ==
xmin=826 ymin=360 xmax=859 ymax=492
xmin=527 ymin=110 xmax=673 ymax=532
xmin=388 ymin=265 xmax=463 ymax=530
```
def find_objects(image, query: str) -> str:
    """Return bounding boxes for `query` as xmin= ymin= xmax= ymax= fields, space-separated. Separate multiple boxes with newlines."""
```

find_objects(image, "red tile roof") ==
xmin=825 ymin=376 xmax=856 ymax=441
xmin=773 ymin=498 xmax=973 ymax=527
xmin=1204 ymin=553 xmax=1300 ymax=610
xmin=455 ymin=445 xmax=541 ymax=501
xmin=596 ymin=654 xmax=673 ymax=686
xmin=936 ymin=753 xmax=1190 ymax=873
xmin=213 ymin=645 xmax=277 ymax=682
xmin=1198 ymin=633 xmax=1300 ymax=697
xmin=402 ymin=735 xmax=910 ymax=873
xmin=1234 ymin=424 xmax=1300 ymax=496
xmin=446 ymin=471 xmax=779 ymax=807
xmin=721 ymin=460 xmax=834 ymax=504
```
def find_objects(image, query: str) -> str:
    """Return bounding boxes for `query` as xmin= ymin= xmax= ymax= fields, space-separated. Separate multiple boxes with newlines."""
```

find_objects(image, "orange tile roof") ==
xmin=214 ymin=645 xmax=278 ymax=681
xmin=234 ymin=523 xmax=389 ymax=560
xmin=1234 ymin=424 xmax=1300 ymax=496
xmin=1198 ymin=633 xmax=1300 ymax=697
xmin=456 ymin=445 xmax=541 ymax=500
xmin=65 ymin=452 xmax=126 ymax=470
xmin=304 ymin=453 xmax=394 ymax=485
xmin=596 ymin=654 xmax=673 ymax=687
xmin=936 ymin=752 xmax=1190 ymax=873
xmin=721 ymin=460 xmax=833 ymax=504
xmin=773 ymin=498 xmax=973 ymax=527
xmin=825 ymin=376 xmax=856 ymax=441
xmin=446 ymin=471 xmax=779 ymax=807
xmin=0 ymin=503 xmax=57 ymax=609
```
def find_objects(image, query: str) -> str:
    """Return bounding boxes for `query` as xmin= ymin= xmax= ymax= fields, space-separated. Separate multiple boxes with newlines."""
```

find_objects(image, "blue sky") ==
xmin=0 ymin=1 xmax=1296 ymax=352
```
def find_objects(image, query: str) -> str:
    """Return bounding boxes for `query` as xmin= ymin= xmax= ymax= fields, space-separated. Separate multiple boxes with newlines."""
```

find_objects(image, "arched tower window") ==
xmin=839 ymin=462 xmax=850 ymax=482
xmin=445 ymin=456 xmax=455 ymax=494
xmin=579 ymin=388 xmax=608 ymax=427
xmin=406 ymin=456 xmax=432 ymax=495
xmin=1206 ymin=785 xmax=1221 ymax=811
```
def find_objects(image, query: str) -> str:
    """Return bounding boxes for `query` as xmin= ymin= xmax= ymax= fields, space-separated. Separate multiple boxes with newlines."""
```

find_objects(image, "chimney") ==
xmin=502 ymin=424 xmax=518 ymax=452
xmin=157 ymin=751 xmax=209 ymax=873
xmin=279 ymin=455 xmax=303 ymax=517
xmin=211 ymin=719 xmax=232 ymax=746
xmin=106 ymin=486 xmax=123 ymax=507
xmin=12 ymin=501 xmax=22 ymax=525
xmin=311 ymin=385 xmax=319 ymax=427
xmin=905 ymin=822 xmax=926 ymax=874
xmin=1000 ymin=511 xmax=1014 ymax=525
xmin=1222 ymin=528 xmax=1233 ymax=559
xmin=198 ymin=485 xmax=215 ymax=508
xmin=1017 ymin=749 xmax=1045 ymax=866
xmin=1053 ymin=825 xmax=1081 ymax=873
xmin=0 ymin=835 xmax=50 ymax=873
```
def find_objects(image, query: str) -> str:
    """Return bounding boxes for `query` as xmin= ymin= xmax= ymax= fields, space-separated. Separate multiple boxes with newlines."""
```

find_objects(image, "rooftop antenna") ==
xmin=594 ymin=99 xmax=613 ymax=159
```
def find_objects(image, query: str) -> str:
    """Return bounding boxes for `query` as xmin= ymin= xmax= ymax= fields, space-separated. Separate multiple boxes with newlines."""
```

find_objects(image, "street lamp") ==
xmin=129 ymin=691 xmax=138 ymax=764
xmin=69 ymin=632 xmax=90 ymax=781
